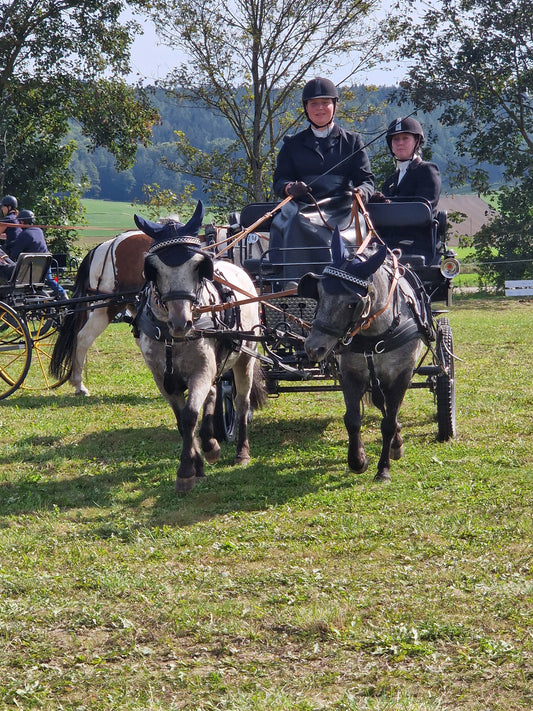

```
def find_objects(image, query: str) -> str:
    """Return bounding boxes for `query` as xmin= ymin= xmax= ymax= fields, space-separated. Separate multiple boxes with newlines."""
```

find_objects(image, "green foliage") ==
xmin=384 ymin=0 xmax=533 ymax=281
xmin=139 ymin=183 xmax=197 ymax=221
xmin=0 ymin=1 xmax=160 ymax=252
xmin=148 ymin=0 xmax=385 ymax=204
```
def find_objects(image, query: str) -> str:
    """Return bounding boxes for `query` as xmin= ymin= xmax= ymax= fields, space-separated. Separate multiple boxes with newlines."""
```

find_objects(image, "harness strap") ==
xmin=95 ymin=240 xmax=116 ymax=292
xmin=345 ymin=253 xmax=401 ymax=339
xmin=348 ymin=318 xmax=422 ymax=354
xmin=212 ymin=195 xmax=293 ymax=258
xmin=354 ymin=192 xmax=382 ymax=254
xmin=365 ymin=352 xmax=386 ymax=416
xmin=164 ymin=341 xmax=176 ymax=394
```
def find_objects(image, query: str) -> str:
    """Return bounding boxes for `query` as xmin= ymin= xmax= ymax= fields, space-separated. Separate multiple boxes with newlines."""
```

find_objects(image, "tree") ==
xmin=147 ymin=0 xmax=384 ymax=214
xmin=0 ymin=0 xmax=159 ymax=252
xmin=384 ymin=0 xmax=533 ymax=285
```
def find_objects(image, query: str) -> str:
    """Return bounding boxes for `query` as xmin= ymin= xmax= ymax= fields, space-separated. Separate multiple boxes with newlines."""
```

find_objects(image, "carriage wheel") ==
xmin=0 ymin=301 xmax=32 ymax=400
xmin=22 ymin=312 xmax=69 ymax=391
xmin=213 ymin=373 xmax=237 ymax=442
xmin=435 ymin=317 xmax=456 ymax=441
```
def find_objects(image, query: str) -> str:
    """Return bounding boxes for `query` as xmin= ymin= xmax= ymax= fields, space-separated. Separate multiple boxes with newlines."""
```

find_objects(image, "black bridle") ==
xmin=311 ymin=266 xmax=373 ymax=342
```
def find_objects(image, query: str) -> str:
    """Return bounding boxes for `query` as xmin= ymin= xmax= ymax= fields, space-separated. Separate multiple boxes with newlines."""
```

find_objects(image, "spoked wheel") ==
xmin=22 ymin=311 xmax=69 ymax=391
xmin=435 ymin=317 xmax=456 ymax=441
xmin=0 ymin=301 xmax=32 ymax=400
xmin=213 ymin=373 xmax=237 ymax=442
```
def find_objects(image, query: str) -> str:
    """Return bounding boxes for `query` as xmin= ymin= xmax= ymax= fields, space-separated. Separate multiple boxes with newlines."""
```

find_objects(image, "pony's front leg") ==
xmin=175 ymin=378 xmax=214 ymax=493
xmin=375 ymin=379 xmax=410 ymax=481
xmin=199 ymin=385 xmax=221 ymax=464
xmin=344 ymin=397 xmax=368 ymax=473
xmin=341 ymin=359 xmax=369 ymax=473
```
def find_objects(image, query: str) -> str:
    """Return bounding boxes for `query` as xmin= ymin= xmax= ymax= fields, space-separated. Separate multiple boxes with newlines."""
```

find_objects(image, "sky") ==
xmin=125 ymin=11 xmax=407 ymax=88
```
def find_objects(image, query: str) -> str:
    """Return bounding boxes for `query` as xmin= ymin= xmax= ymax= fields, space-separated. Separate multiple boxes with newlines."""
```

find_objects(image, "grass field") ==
xmin=0 ymin=297 xmax=531 ymax=710
xmin=80 ymin=198 xmax=141 ymax=248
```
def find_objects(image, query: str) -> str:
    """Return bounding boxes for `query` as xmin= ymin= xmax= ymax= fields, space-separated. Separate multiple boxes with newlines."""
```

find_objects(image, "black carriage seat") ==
xmin=0 ymin=253 xmax=52 ymax=291
xmin=366 ymin=200 xmax=445 ymax=267
xmin=366 ymin=200 xmax=453 ymax=303
xmin=233 ymin=202 xmax=279 ymax=278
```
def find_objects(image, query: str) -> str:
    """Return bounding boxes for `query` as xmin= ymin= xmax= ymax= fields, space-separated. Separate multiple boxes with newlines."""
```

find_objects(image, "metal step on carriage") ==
xmin=216 ymin=195 xmax=460 ymax=443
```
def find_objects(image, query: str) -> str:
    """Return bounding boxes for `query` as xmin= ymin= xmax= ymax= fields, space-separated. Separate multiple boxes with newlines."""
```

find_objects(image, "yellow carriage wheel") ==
xmin=21 ymin=311 xmax=69 ymax=391
xmin=0 ymin=301 xmax=32 ymax=400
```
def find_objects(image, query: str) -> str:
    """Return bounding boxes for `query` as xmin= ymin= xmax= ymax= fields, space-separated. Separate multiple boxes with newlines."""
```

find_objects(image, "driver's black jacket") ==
xmin=273 ymin=123 xmax=374 ymax=203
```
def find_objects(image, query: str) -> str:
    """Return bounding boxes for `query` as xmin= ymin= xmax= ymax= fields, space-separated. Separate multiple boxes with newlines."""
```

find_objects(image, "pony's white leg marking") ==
xmin=70 ymin=310 xmax=113 ymax=396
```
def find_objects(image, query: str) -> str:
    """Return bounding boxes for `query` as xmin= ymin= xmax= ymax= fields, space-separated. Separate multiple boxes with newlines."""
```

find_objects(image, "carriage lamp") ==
xmin=440 ymin=256 xmax=461 ymax=279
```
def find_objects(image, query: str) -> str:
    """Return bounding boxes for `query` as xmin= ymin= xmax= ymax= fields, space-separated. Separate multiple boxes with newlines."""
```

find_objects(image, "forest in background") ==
xmin=69 ymin=85 xmax=503 ymax=204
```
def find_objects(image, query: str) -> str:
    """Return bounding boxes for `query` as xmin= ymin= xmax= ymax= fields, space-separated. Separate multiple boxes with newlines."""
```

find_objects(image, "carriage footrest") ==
xmin=415 ymin=365 xmax=441 ymax=376
xmin=265 ymin=368 xmax=312 ymax=381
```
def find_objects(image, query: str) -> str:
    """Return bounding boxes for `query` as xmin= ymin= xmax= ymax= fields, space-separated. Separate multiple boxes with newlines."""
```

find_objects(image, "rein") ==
xmin=345 ymin=252 xmax=402 ymax=339
xmin=211 ymin=196 xmax=293 ymax=258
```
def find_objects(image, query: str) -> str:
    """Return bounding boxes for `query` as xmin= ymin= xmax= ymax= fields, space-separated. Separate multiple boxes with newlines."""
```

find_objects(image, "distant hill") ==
xmin=70 ymin=85 xmax=504 ymax=206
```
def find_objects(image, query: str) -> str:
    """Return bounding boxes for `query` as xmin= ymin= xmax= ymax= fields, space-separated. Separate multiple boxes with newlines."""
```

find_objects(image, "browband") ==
xmin=323 ymin=265 xmax=371 ymax=289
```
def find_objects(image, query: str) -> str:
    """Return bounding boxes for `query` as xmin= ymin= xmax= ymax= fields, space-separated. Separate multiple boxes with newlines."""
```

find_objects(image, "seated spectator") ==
xmin=7 ymin=209 xmax=68 ymax=298
xmin=0 ymin=195 xmax=21 ymax=250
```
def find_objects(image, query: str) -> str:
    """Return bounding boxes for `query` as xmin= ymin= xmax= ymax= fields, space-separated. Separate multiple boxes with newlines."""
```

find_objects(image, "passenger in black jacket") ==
xmin=0 ymin=195 xmax=21 ymax=250
xmin=380 ymin=116 xmax=441 ymax=214
xmin=270 ymin=77 xmax=375 ymax=285
xmin=7 ymin=209 xmax=68 ymax=298
xmin=371 ymin=117 xmax=442 ymax=263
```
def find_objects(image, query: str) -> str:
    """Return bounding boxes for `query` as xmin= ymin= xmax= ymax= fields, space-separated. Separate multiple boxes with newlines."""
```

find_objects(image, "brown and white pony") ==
xmin=49 ymin=221 xmax=176 ymax=394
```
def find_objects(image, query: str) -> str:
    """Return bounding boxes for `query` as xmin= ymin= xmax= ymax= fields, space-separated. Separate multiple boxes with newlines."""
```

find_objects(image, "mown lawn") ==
xmin=0 ymin=297 xmax=531 ymax=710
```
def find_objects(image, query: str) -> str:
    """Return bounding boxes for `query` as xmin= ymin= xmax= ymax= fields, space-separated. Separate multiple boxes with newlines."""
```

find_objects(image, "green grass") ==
xmin=80 ymin=198 xmax=140 ymax=248
xmin=0 ymin=298 xmax=531 ymax=710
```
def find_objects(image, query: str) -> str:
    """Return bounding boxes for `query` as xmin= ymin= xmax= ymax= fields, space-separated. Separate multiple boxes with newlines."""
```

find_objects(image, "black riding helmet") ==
xmin=302 ymin=77 xmax=338 ymax=128
xmin=18 ymin=209 xmax=35 ymax=224
xmin=1 ymin=195 xmax=18 ymax=210
xmin=386 ymin=117 xmax=425 ymax=156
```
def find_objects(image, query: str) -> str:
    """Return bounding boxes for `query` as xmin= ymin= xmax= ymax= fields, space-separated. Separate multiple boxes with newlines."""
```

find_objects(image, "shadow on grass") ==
xmin=1 ymin=392 xmax=162 ymax=409
xmin=0 ymin=413 xmax=351 ymax=526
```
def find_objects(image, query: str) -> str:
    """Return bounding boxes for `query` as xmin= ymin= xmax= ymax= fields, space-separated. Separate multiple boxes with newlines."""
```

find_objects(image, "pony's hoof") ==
xmin=204 ymin=440 xmax=221 ymax=464
xmin=390 ymin=444 xmax=404 ymax=460
xmin=374 ymin=471 xmax=391 ymax=483
xmin=234 ymin=453 xmax=250 ymax=466
xmin=75 ymin=387 xmax=90 ymax=396
xmin=175 ymin=476 xmax=197 ymax=494
xmin=348 ymin=457 xmax=368 ymax=474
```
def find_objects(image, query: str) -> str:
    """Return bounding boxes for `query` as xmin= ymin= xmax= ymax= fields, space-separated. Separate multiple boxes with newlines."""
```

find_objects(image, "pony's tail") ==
xmin=49 ymin=250 xmax=93 ymax=379
xmin=250 ymin=361 xmax=268 ymax=411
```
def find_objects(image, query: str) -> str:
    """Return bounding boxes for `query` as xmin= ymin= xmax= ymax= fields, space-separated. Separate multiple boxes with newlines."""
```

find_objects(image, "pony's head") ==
xmin=134 ymin=200 xmax=203 ymax=242
xmin=299 ymin=226 xmax=387 ymax=300
xmin=135 ymin=201 xmax=214 ymax=336
xmin=135 ymin=200 xmax=213 ymax=284
xmin=302 ymin=228 xmax=389 ymax=362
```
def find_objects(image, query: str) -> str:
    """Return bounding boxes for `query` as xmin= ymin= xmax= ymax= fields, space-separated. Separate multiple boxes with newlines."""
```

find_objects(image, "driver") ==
xmin=270 ymin=77 xmax=375 ymax=286
xmin=273 ymin=77 xmax=375 ymax=204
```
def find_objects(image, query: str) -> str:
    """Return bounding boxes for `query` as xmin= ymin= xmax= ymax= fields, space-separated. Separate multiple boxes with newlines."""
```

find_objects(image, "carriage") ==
xmin=0 ymin=251 xmax=133 ymax=399
xmin=218 ymin=196 xmax=459 ymax=443
xmin=0 ymin=195 xmax=459 ymax=486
